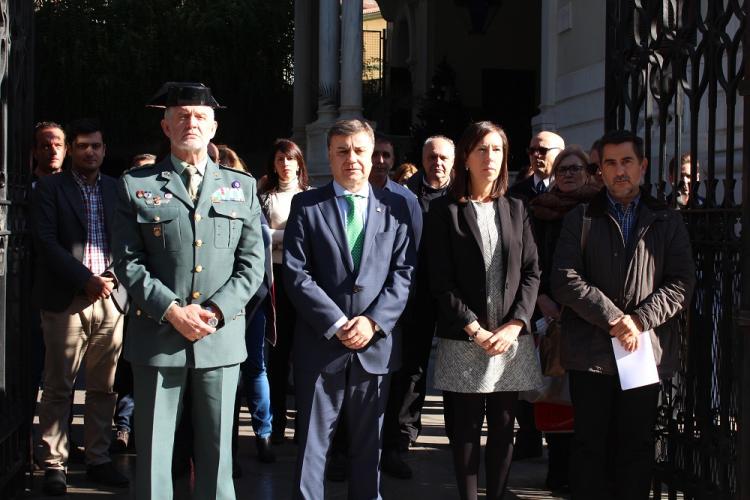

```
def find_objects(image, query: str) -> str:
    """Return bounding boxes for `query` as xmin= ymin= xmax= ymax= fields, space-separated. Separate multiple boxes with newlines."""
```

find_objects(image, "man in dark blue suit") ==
xmin=283 ymin=119 xmax=416 ymax=499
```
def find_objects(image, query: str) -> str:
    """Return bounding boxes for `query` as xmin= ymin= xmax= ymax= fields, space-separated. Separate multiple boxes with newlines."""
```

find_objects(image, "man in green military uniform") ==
xmin=112 ymin=82 xmax=264 ymax=500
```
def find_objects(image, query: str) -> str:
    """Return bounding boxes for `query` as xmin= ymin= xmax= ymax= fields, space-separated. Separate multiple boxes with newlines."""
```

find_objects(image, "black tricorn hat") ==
xmin=146 ymin=82 xmax=225 ymax=109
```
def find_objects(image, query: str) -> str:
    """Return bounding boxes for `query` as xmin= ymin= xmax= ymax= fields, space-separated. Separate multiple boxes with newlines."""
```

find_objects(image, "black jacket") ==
xmin=31 ymin=170 xmax=122 ymax=312
xmin=425 ymin=194 xmax=540 ymax=340
xmin=550 ymin=189 xmax=696 ymax=377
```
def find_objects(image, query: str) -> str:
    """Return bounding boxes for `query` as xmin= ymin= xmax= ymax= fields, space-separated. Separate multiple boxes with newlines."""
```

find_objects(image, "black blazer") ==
xmin=31 ymin=170 xmax=124 ymax=312
xmin=424 ymin=194 xmax=540 ymax=340
xmin=508 ymin=175 xmax=539 ymax=202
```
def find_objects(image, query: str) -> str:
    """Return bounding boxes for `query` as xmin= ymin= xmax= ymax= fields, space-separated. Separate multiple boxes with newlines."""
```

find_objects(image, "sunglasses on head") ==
xmin=526 ymin=146 xmax=560 ymax=156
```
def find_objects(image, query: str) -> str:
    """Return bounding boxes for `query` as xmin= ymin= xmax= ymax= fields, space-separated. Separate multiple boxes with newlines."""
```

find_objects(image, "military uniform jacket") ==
xmin=112 ymin=157 xmax=264 ymax=368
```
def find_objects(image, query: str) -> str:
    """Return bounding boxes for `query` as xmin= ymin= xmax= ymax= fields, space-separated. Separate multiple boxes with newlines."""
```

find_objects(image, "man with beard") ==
xmin=552 ymin=130 xmax=695 ymax=499
xmin=112 ymin=82 xmax=264 ymax=499
xmin=33 ymin=118 xmax=128 ymax=495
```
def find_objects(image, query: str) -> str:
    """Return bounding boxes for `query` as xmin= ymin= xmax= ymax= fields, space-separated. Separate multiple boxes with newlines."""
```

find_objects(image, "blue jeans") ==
xmin=240 ymin=310 xmax=272 ymax=438
xmin=115 ymin=394 xmax=135 ymax=432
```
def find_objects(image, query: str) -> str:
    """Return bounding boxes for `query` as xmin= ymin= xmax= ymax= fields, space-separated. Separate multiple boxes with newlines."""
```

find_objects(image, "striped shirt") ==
xmin=72 ymin=170 xmax=110 ymax=274
xmin=606 ymin=191 xmax=640 ymax=246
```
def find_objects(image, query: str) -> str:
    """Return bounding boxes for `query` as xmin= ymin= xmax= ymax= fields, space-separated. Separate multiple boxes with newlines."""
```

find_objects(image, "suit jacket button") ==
xmin=192 ymin=291 xmax=201 ymax=299
xmin=195 ymin=265 xmax=203 ymax=273
xmin=154 ymin=216 xmax=161 ymax=222
xmin=195 ymin=240 xmax=203 ymax=247
xmin=136 ymin=309 xmax=142 ymax=316
xmin=194 ymin=213 xmax=202 ymax=222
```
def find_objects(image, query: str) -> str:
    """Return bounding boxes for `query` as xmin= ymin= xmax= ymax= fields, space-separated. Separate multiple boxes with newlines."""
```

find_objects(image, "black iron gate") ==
xmin=605 ymin=1 xmax=748 ymax=498
xmin=0 ymin=0 xmax=34 ymax=498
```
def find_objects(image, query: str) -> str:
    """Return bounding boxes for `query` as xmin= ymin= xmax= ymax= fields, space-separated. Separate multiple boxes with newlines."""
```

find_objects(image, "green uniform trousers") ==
xmin=132 ymin=363 xmax=239 ymax=500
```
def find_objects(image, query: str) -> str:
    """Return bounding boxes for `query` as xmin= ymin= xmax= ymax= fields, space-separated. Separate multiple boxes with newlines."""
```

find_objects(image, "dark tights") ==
xmin=443 ymin=391 xmax=517 ymax=500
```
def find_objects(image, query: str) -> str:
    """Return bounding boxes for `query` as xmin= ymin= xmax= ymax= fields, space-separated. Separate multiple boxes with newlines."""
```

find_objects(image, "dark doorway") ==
xmin=481 ymin=69 xmax=537 ymax=173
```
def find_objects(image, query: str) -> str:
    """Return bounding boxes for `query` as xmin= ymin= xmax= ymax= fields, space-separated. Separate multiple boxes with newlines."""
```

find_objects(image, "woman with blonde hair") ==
xmin=393 ymin=162 xmax=418 ymax=185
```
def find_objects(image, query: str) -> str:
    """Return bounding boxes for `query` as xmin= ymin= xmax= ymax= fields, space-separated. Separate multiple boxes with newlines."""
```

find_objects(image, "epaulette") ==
xmin=121 ymin=162 xmax=157 ymax=176
xmin=218 ymin=164 xmax=254 ymax=178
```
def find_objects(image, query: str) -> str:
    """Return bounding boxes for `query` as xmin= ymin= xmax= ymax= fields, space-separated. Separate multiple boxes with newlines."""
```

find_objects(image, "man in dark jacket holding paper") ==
xmin=551 ymin=130 xmax=695 ymax=500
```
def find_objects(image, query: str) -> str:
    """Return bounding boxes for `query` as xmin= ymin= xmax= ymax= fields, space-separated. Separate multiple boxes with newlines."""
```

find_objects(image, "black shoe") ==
xmin=69 ymin=443 xmax=86 ymax=463
xmin=86 ymin=462 xmax=129 ymax=487
xmin=43 ymin=469 xmax=67 ymax=496
xmin=256 ymin=436 xmax=276 ymax=463
xmin=325 ymin=451 xmax=347 ymax=482
xmin=271 ymin=428 xmax=285 ymax=445
xmin=381 ymin=449 xmax=413 ymax=479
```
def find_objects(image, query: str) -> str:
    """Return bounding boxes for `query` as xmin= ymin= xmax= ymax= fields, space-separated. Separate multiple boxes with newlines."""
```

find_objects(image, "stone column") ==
xmin=306 ymin=0 xmax=340 ymax=184
xmin=292 ymin=0 xmax=313 ymax=146
xmin=316 ymin=0 xmax=340 ymax=122
xmin=339 ymin=0 xmax=363 ymax=118
xmin=531 ymin=0 xmax=558 ymax=132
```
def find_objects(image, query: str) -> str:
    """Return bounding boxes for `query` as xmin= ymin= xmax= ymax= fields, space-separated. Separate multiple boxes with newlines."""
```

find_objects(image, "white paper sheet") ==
xmin=611 ymin=330 xmax=660 ymax=390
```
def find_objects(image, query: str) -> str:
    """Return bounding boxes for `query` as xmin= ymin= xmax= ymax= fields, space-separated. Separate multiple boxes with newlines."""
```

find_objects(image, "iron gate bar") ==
xmin=0 ymin=0 xmax=34 ymax=497
xmin=605 ymin=1 xmax=746 ymax=498
xmin=738 ymin=1 xmax=750 ymax=494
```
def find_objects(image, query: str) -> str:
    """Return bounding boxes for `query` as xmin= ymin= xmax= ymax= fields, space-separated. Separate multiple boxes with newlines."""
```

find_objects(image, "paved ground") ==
xmin=27 ymin=389 xmax=568 ymax=499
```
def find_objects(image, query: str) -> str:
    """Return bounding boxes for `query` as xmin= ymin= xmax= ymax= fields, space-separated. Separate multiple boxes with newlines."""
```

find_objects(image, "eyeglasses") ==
xmin=526 ymin=146 xmax=561 ymax=156
xmin=556 ymin=164 xmax=585 ymax=176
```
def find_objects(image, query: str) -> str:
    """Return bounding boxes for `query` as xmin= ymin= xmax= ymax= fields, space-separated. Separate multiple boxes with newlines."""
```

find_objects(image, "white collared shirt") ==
xmin=533 ymin=173 xmax=552 ymax=192
xmin=332 ymin=180 xmax=369 ymax=230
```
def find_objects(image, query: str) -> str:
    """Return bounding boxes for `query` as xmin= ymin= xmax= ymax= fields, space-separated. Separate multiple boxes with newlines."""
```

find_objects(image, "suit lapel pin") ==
xmin=376 ymin=206 xmax=382 ymax=212
xmin=164 ymin=193 xmax=173 ymax=199
xmin=136 ymin=190 xmax=144 ymax=198
xmin=153 ymin=196 xmax=162 ymax=205
xmin=231 ymin=180 xmax=241 ymax=188
xmin=144 ymin=191 xmax=152 ymax=199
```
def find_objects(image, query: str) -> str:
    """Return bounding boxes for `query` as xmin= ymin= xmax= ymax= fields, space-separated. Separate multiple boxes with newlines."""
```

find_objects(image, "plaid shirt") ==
xmin=72 ymin=170 xmax=110 ymax=275
xmin=607 ymin=191 xmax=640 ymax=246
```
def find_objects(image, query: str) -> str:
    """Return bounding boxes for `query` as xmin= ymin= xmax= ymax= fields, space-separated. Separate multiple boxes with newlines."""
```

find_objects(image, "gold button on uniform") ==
xmin=195 ymin=265 xmax=203 ymax=273
xmin=231 ymin=211 xmax=237 ymax=218
xmin=194 ymin=214 xmax=202 ymax=222
xmin=154 ymin=216 xmax=161 ymax=222
xmin=195 ymin=240 xmax=203 ymax=247
xmin=192 ymin=291 xmax=201 ymax=299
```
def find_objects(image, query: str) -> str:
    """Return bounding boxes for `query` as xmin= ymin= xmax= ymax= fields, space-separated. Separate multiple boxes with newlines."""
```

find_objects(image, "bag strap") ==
xmin=580 ymin=203 xmax=591 ymax=251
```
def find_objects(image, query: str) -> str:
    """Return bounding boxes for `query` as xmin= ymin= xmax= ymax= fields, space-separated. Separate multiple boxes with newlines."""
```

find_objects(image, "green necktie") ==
xmin=344 ymin=194 xmax=365 ymax=269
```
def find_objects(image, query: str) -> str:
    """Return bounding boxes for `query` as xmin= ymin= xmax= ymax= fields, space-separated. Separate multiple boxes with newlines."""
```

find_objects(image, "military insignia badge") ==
xmin=211 ymin=186 xmax=246 ymax=203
